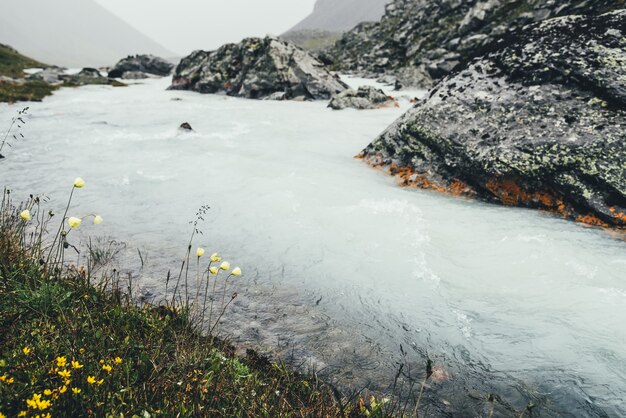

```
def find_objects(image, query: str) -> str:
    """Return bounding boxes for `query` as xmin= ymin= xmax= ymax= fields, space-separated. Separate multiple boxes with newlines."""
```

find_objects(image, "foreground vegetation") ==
xmin=0 ymin=179 xmax=397 ymax=417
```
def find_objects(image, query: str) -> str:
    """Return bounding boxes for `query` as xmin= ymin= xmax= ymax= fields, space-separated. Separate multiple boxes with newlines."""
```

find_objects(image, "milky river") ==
xmin=1 ymin=78 xmax=625 ymax=417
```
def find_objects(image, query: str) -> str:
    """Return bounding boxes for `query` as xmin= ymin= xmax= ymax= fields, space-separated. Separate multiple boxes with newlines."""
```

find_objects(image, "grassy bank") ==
xmin=0 ymin=44 xmax=57 ymax=103
xmin=0 ymin=182 xmax=392 ymax=417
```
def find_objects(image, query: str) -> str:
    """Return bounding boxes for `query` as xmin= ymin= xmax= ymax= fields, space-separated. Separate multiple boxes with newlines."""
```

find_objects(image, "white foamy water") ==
xmin=1 ymin=78 xmax=625 ymax=416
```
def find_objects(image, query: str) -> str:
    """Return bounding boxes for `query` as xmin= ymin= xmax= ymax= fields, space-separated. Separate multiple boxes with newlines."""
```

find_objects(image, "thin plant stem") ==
xmin=46 ymin=186 xmax=75 ymax=267
xmin=207 ymin=270 xmax=220 ymax=335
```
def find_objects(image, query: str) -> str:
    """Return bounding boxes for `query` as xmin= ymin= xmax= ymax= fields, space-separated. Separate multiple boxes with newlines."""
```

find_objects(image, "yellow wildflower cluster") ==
xmin=26 ymin=393 xmax=51 ymax=411
xmin=0 ymin=375 xmax=15 ymax=385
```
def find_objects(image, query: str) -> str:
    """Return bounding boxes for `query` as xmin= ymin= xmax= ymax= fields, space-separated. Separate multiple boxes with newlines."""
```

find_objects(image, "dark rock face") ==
xmin=329 ymin=0 xmax=625 ymax=87
xmin=360 ymin=11 xmax=626 ymax=228
xmin=328 ymin=85 xmax=395 ymax=110
xmin=169 ymin=36 xmax=348 ymax=100
xmin=108 ymin=55 xmax=174 ymax=78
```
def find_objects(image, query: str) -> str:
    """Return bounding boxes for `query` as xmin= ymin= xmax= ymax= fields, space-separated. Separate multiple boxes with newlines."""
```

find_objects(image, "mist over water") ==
xmin=1 ymin=78 xmax=625 ymax=416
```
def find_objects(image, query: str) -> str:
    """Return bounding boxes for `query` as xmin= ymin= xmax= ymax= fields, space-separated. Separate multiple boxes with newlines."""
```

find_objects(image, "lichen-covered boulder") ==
xmin=328 ymin=85 xmax=395 ymax=110
xmin=108 ymin=55 xmax=174 ymax=78
xmin=360 ymin=11 xmax=626 ymax=228
xmin=169 ymin=36 xmax=348 ymax=100
xmin=329 ymin=0 xmax=624 ymax=87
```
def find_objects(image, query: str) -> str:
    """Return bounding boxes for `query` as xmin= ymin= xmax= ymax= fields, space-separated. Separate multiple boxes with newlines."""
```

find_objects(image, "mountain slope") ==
xmin=287 ymin=0 xmax=389 ymax=32
xmin=0 ymin=0 xmax=174 ymax=68
xmin=329 ymin=0 xmax=626 ymax=87
xmin=0 ymin=43 xmax=46 ymax=78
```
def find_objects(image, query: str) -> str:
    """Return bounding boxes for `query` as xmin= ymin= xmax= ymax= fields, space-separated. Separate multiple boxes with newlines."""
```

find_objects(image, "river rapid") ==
xmin=1 ymin=77 xmax=625 ymax=417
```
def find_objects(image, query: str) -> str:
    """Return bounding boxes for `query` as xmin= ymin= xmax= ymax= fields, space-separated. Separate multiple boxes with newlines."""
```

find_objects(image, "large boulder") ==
xmin=329 ymin=0 xmax=624 ymax=87
xmin=328 ymin=85 xmax=395 ymax=110
xmin=169 ymin=36 xmax=348 ymax=100
xmin=108 ymin=55 xmax=174 ymax=79
xmin=359 ymin=11 xmax=626 ymax=229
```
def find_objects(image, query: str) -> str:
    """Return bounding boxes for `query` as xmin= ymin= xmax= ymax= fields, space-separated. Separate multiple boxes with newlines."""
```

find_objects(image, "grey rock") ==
xmin=329 ymin=85 xmax=394 ymax=110
xmin=121 ymin=71 xmax=151 ymax=80
xmin=360 ymin=11 xmax=626 ymax=228
xmin=62 ymin=67 xmax=111 ymax=86
xmin=27 ymin=67 xmax=66 ymax=84
xmin=108 ymin=55 xmax=174 ymax=78
xmin=169 ymin=36 xmax=348 ymax=101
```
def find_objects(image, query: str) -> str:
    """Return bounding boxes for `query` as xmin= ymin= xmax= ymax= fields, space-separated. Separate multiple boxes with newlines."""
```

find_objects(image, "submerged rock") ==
xmin=360 ymin=11 xmax=626 ymax=228
xmin=328 ymin=85 xmax=395 ymax=110
xmin=108 ymin=55 xmax=174 ymax=79
xmin=179 ymin=122 xmax=193 ymax=131
xmin=329 ymin=0 xmax=624 ymax=87
xmin=169 ymin=36 xmax=348 ymax=100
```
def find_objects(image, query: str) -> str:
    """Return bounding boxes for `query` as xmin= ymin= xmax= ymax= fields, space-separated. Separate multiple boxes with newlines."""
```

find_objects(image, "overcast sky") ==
xmin=93 ymin=0 xmax=317 ymax=55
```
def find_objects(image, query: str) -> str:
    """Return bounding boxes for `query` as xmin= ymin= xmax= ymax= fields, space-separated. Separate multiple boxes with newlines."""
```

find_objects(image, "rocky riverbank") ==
xmin=358 ymin=10 xmax=626 ymax=229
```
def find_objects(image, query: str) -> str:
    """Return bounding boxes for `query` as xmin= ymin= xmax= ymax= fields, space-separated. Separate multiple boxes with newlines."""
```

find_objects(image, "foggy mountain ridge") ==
xmin=0 ymin=0 xmax=175 ymax=68
xmin=286 ymin=0 xmax=389 ymax=33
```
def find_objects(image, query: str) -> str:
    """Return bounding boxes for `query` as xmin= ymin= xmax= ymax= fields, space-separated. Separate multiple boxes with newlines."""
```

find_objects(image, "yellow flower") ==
xmin=93 ymin=215 xmax=104 ymax=225
xmin=59 ymin=385 xmax=67 ymax=394
xmin=102 ymin=364 xmax=112 ymax=373
xmin=114 ymin=357 xmax=123 ymax=364
xmin=56 ymin=356 xmax=67 ymax=367
xmin=67 ymin=217 xmax=82 ymax=229
xmin=5 ymin=377 xmax=14 ymax=384
xmin=73 ymin=177 xmax=85 ymax=188
xmin=0 ymin=375 xmax=5 ymax=382
xmin=71 ymin=360 xmax=83 ymax=369
xmin=96 ymin=379 xmax=104 ymax=386
xmin=87 ymin=376 xmax=96 ymax=384
xmin=64 ymin=379 xmax=71 ymax=386
xmin=58 ymin=369 xmax=71 ymax=379
xmin=22 ymin=347 xmax=31 ymax=355
xmin=18 ymin=411 xmax=27 ymax=417
xmin=209 ymin=266 xmax=218 ymax=275
xmin=38 ymin=399 xmax=51 ymax=410
xmin=71 ymin=387 xmax=81 ymax=394
xmin=196 ymin=247 xmax=205 ymax=257
xmin=220 ymin=261 xmax=230 ymax=271
xmin=0 ymin=412 xmax=5 ymax=418
xmin=232 ymin=267 xmax=242 ymax=277
xmin=20 ymin=209 xmax=31 ymax=221
xmin=43 ymin=389 xmax=52 ymax=396
xmin=210 ymin=253 xmax=221 ymax=262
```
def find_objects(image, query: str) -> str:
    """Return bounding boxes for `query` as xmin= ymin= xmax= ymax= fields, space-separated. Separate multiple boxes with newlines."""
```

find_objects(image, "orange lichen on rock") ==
xmin=384 ymin=162 xmax=475 ymax=197
xmin=609 ymin=207 xmax=626 ymax=224
xmin=577 ymin=214 xmax=610 ymax=228
xmin=485 ymin=178 xmax=565 ymax=211
xmin=361 ymin=157 xmax=626 ymax=231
